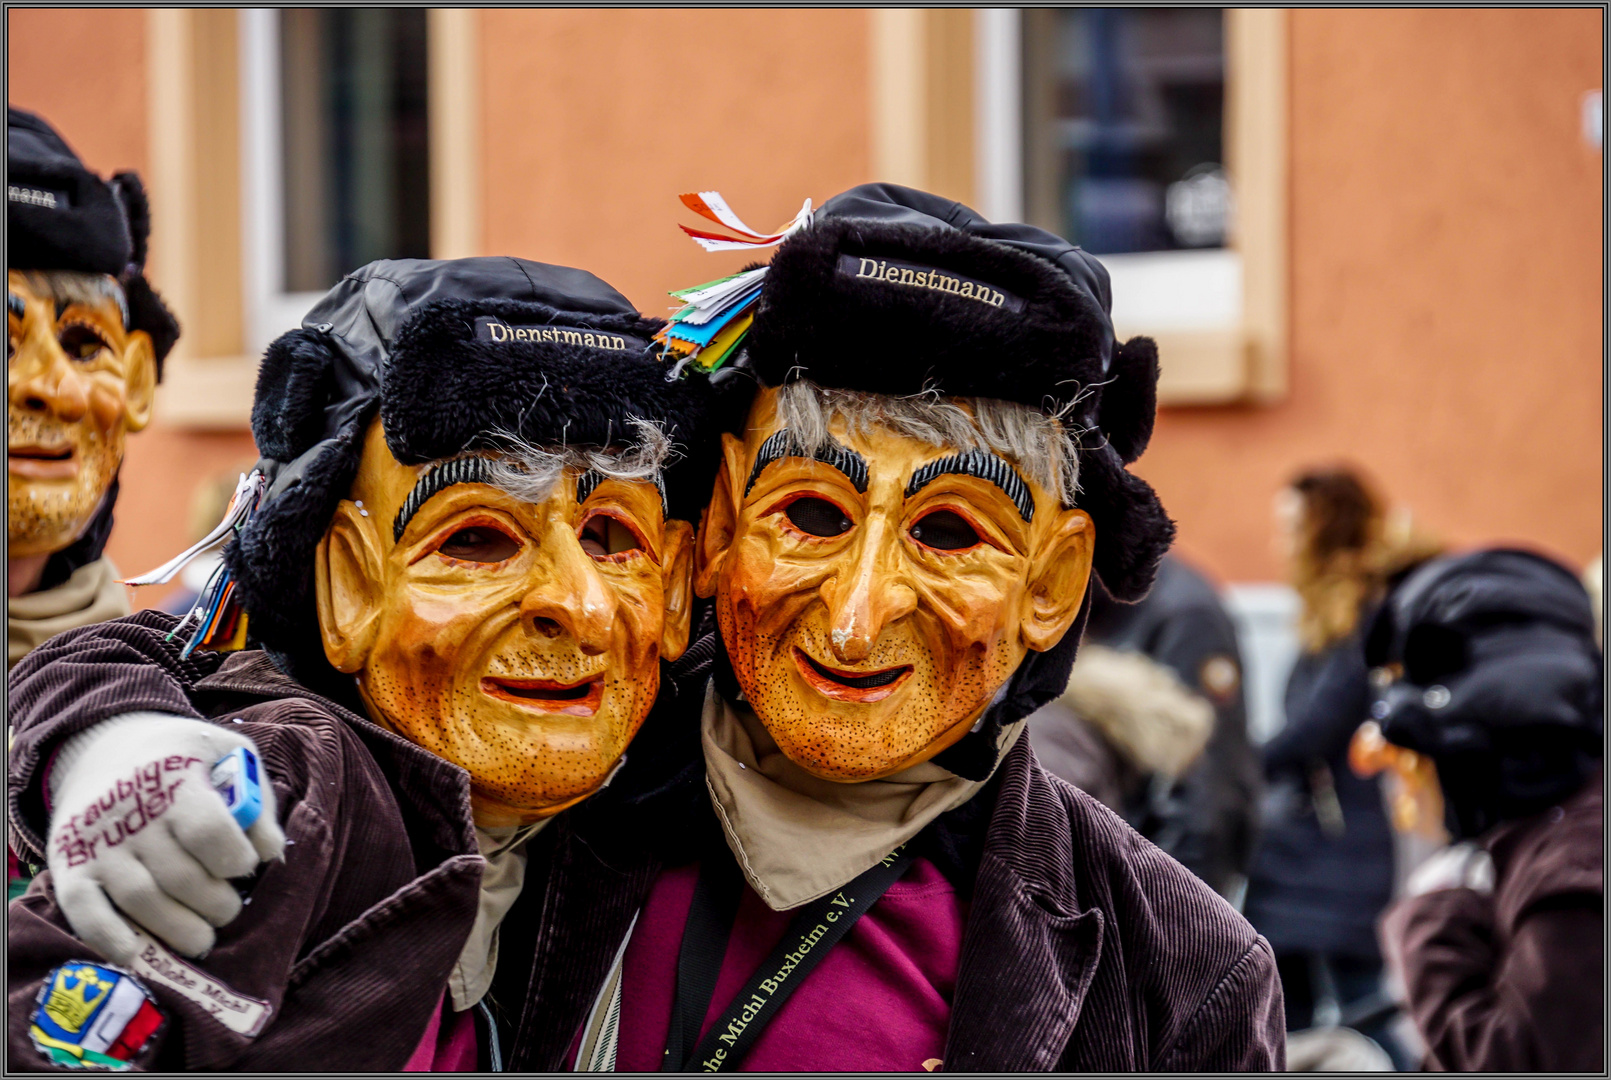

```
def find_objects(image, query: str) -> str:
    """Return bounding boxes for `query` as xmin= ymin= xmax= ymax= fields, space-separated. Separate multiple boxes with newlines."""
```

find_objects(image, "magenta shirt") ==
xmin=403 ymin=992 xmax=478 ymax=1072
xmin=611 ymin=856 xmax=964 ymax=1072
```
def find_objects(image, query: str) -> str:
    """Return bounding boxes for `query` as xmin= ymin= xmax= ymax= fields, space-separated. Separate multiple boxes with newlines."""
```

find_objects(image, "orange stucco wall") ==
xmin=477 ymin=8 xmax=873 ymax=316
xmin=1141 ymin=8 xmax=1604 ymax=584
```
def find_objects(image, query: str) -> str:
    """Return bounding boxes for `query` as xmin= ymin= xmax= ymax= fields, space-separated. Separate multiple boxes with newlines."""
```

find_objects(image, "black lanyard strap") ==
xmin=662 ymin=853 xmax=744 ymax=1071
xmin=664 ymin=846 xmax=915 ymax=1073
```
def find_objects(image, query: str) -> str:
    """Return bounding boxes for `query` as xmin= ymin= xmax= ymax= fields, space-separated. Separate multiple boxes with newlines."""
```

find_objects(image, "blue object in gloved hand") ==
xmin=210 ymin=746 xmax=263 ymax=831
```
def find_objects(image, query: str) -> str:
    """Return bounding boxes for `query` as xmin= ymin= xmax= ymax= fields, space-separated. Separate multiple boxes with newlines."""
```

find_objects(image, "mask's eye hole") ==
xmin=58 ymin=323 xmax=109 ymax=360
xmin=909 ymin=509 xmax=982 ymax=551
xmin=437 ymin=525 xmax=521 ymax=563
xmin=784 ymin=497 xmax=853 ymax=538
xmin=579 ymin=513 xmax=643 ymax=558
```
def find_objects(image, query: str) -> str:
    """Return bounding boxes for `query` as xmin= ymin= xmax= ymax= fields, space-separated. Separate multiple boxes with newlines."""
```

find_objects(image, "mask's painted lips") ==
xmin=8 ymin=443 xmax=77 ymax=480
xmin=481 ymin=675 xmax=605 ymax=717
xmin=792 ymin=647 xmax=912 ymax=704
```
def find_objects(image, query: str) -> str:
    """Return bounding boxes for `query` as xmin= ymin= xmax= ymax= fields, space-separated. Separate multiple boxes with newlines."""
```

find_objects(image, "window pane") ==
xmin=280 ymin=8 xmax=430 ymax=293
xmin=1023 ymin=8 xmax=1226 ymax=255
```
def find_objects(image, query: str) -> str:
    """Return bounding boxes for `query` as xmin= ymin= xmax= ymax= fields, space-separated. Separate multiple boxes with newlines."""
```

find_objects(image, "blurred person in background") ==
xmin=1583 ymin=551 xmax=1602 ymax=647
xmin=1364 ymin=548 xmax=1603 ymax=1072
xmin=1241 ymin=466 xmax=1441 ymax=1068
xmin=7 ymin=106 xmax=179 ymax=903
xmin=7 ymin=107 xmax=179 ymax=668
xmin=1030 ymin=554 xmax=1262 ymax=901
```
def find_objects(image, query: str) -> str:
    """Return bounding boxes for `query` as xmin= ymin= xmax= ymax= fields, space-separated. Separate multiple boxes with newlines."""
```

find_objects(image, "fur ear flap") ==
xmin=109 ymin=171 xmax=151 ymax=270
xmin=251 ymin=328 xmax=342 ymax=460
xmin=1077 ymin=443 xmax=1176 ymax=602
xmin=120 ymin=273 xmax=179 ymax=375
xmin=1099 ymin=335 xmax=1160 ymax=465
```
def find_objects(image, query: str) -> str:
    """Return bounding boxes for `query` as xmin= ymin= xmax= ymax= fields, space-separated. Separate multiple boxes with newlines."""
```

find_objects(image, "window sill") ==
xmin=154 ymin=354 xmax=258 ymax=429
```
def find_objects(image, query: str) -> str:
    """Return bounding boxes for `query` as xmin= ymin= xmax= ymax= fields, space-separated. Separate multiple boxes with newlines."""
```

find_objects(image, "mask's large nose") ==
xmin=9 ymin=316 xmax=89 ymax=423
xmin=820 ymin=513 xmax=917 ymax=663
xmin=519 ymin=528 xmax=619 ymax=656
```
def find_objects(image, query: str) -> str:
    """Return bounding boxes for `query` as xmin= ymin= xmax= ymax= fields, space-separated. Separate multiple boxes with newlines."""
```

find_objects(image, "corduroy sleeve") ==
xmin=1157 ymin=935 xmax=1286 ymax=1071
xmin=1384 ymin=888 xmax=1604 ymax=1072
xmin=7 ymin=611 xmax=225 ymax=862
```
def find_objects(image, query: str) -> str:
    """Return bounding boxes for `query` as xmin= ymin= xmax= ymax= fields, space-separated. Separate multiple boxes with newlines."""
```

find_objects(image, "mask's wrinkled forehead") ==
xmin=392 ymin=454 xmax=668 ymax=542
xmin=745 ymin=426 xmax=1034 ymax=522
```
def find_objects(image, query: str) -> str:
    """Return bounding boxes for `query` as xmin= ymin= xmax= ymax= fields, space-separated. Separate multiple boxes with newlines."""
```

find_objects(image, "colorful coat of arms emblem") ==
xmin=29 ymin=962 xmax=166 ymax=1070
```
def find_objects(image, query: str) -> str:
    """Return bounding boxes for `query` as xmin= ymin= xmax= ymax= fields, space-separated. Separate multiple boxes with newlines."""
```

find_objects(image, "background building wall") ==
xmin=1141 ymin=7 xmax=1604 ymax=582
xmin=477 ymin=8 xmax=873 ymax=315
xmin=8 ymin=8 xmax=1603 ymax=613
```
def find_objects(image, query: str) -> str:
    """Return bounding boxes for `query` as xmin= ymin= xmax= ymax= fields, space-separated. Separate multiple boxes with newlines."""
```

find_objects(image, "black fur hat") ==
xmin=7 ymin=106 xmax=180 ymax=371
xmin=1366 ymin=548 xmax=1603 ymax=839
xmin=228 ymin=256 xmax=715 ymax=689
xmin=741 ymin=182 xmax=1173 ymax=604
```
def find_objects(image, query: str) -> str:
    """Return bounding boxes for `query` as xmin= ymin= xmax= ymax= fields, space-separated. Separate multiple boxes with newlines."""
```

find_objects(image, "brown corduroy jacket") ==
xmin=9 ymin=611 xmax=1284 ymax=1071
xmin=1382 ymin=772 xmax=1604 ymax=1073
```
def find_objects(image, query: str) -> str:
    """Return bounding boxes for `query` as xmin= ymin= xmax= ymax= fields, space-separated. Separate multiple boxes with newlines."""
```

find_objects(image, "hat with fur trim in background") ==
xmin=226 ymin=256 xmax=716 ymax=690
xmin=1365 ymin=547 xmax=1603 ymax=839
xmin=8 ymin=106 xmax=180 ymax=369
xmin=736 ymin=182 xmax=1173 ymax=605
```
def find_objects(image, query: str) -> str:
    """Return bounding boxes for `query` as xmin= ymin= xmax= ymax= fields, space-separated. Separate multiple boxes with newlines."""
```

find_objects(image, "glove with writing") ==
xmin=45 ymin=712 xmax=286 ymax=965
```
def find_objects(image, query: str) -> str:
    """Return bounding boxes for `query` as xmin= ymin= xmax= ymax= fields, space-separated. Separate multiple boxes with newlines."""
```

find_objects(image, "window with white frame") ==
xmin=239 ymin=8 xmax=431 ymax=356
xmin=976 ymin=8 xmax=1285 ymax=403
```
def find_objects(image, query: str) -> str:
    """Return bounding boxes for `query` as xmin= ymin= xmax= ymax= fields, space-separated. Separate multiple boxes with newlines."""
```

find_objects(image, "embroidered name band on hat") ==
xmin=8 ymin=184 xmax=68 ymax=209
xmin=835 ymin=254 xmax=1025 ymax=313
xmin=474 ymin=316 xmax=644 ymax=352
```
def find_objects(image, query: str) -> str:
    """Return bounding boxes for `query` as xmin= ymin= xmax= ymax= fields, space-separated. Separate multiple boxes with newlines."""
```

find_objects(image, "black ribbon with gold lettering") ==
xmin=661 ymin=845 xmax=915 ymax=1072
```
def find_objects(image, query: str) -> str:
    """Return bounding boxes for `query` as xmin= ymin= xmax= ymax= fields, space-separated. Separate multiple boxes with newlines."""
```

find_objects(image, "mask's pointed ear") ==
xmin=1099 ymin=335 xmax=1159 ymax=465
xmin=1021 ymin=508 xmax=1095 ymax=652
xmin=694 ymin=432 xmax=748 ymax=599
xmin=120 ymin=331 xmax=157 ymax=432
xmin=315 ymin=501 xmax=384 ymax=673
xmin=659 ymin=519 xmax=695 ymax=661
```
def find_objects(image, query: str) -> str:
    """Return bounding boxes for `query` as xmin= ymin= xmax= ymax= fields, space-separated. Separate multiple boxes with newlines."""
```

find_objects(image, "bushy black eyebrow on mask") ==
xmin=905 ymin=448 xmax=1035 ymax=522
xmin=744 ymin=428 xmax=870 ymax=496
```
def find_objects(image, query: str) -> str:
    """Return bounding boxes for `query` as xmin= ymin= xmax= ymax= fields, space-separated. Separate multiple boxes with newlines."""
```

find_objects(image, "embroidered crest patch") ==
xmin=30 ymin=962 xmax=166 ymax=1070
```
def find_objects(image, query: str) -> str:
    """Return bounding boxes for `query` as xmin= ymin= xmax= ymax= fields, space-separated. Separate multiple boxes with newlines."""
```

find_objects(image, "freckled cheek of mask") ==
xmin=716 ymin=536 xmax=829 ymax=693
xmin=360 ymin=575 xmax=668 ymax=810
xmin=718 ymin=546 xmax=1029 ymax=779
xmin=6 ymin=407 xmax=125 ymax=551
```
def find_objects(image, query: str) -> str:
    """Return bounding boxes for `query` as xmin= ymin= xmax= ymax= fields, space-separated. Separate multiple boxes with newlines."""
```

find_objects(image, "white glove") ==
xmin=1404 ymin=839 xmax=1495 ymax=898
xmin=45 ymin=712 xmax=286 ymax=965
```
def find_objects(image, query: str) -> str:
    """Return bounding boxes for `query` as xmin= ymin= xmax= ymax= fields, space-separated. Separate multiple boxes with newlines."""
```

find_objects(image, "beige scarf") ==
xmin=448 ymin=817 xmax=551 ymax=1012
xmin=8 ymin=558 xmax=130 ymax=670
xmin=702 ymin=686 xmax=1024 ymax=911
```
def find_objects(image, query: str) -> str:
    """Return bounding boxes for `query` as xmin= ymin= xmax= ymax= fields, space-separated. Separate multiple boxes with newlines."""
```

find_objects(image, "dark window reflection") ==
xmin=281 ymin=8 xmax=430 ymax=292
xmin=1023 ymin=8 xmax=1227 ymax=255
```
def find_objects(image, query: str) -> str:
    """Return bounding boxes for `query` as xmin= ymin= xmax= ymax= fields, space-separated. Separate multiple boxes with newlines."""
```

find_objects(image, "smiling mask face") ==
xmin=7 ymin=270 xmax=156 ymax=558
xmin=696 ymin=387 xmax=1095 ymax=782
xmin=316 ymin=420 xmax=694 ymax=825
